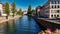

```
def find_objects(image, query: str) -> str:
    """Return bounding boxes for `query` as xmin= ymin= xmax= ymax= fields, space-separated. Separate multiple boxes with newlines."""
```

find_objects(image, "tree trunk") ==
xmin=6 ymin=16 xmax=8 ymax=19
xmin=13 ymin=13 xmax=14 ymax=17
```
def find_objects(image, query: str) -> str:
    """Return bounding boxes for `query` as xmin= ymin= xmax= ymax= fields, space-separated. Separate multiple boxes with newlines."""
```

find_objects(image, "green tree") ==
xmin=28 ymin=5 xmax=32 ymax=14
xmin=31 ymin=9 xmax=35 ymax=14
xmin=18 ymin=8 xmax=22 ymax=15
xmin=14 ymin=9 xmax=17 ymax=15
xmin=11 ymin=0 xmax=16 ymax=17
xmin=5 ymin=0 xmax=10 ymax=19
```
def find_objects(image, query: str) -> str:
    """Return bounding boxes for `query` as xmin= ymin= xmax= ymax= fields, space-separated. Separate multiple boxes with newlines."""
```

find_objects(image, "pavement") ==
xmin=0 ymin=15 xmax=21 ymax=23
xmin=38 ymin=18 xmax=60 ymax=24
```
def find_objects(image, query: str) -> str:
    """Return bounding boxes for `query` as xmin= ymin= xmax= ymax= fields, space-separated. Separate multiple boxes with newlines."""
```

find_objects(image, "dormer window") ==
xmin=55 ymin=1 xmax=56 ymax=4
xmin=52 ymin=1 xmax=54 ymax=4
xmin=52 ymin=1 xmax=57 ymax=4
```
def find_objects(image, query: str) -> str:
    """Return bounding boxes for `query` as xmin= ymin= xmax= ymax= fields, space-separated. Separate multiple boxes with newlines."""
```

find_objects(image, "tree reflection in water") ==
xmin=4 ymin=15 xmax=41 ymax=34
xmin=5 ymin=19 xmax=16 ymax=34
xmin=5 ymin=21 xmax=10 ymax=34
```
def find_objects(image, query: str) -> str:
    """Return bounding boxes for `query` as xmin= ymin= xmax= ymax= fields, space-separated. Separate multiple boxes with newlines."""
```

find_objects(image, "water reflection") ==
xmin=16 ymin=16 xmax=41 ymax=34
xmin=5 ymin=19 xmax=17 ymax=34
xmin=0 ymin=23 xmax=5 ymax=34
xmin=5 ymin=21 xmax=10 ymax=34
xmin=0 ymin=15 xmax=41 ymax=34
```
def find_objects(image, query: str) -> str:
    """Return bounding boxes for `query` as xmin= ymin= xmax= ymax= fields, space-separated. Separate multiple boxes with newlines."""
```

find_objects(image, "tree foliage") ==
xmin=32 ymin=9 xmax=35 ymax=14
xmin=28 ymin=5 xmax=32 ymax=14
xmin=14 ymin=9 xmax=17 ymax=15
xmin=18 ymin=8 xmax=22 ymax=15
xmin=11 ymin=0 xmax=16 ymax=17
xmin=5 ymin=1 xmax=10 ymax=19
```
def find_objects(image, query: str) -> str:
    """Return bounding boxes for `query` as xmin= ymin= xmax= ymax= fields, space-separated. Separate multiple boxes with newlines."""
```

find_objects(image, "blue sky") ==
xmin=1 ymin=0 xmax=48 ymax=11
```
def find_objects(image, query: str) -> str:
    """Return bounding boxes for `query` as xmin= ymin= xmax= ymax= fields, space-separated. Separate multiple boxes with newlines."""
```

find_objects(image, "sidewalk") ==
xmin=38 ymin=18 xmax=60 ymax=24
xmin=0 ymin=15 xmax=21 ymax=23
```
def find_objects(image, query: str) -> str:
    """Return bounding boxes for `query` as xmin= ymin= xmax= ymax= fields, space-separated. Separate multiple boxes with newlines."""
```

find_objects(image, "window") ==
xmin=55 ymin=1 xmax=56 ymax=4
xmin=0 ymin=10 xmax=1 ymax=16
xmin=51 ymin=15 xmax=53 ymax=17
xmin=52 ymin=1 xmax=55 ymax=4
xmin=52 ymin=1 xmax=57 ymax=4
xmin=54 ymin=15 xmax=56 ymax=17
xmin=58 ymin=5 xmax=59 ymax=8
xmin=57 ymin=10 xmax=59 ymax=13
xmin=58 ymin=1 xmax=59 ymax=4
xmin=55 ymin=5 xmax=56 ymax=8
xmin=52 ymin=6 xmax=53 ymax=8
xmin=56 ymin=1 xmax=58 ymax=4
xmin=52 ymin=1 xmax=54 ymax=4
xmin=59 ymin=10 xmax=60 ymax=13
xmin=57 ymin=15 xmax=59 ymax=17
xmin=51 ymin=10 xmax=54 ymax=13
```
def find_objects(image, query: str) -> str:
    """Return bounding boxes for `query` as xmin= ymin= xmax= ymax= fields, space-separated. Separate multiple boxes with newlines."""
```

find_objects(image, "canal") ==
xmin=0 ymin=15 xmax=42 ymax=34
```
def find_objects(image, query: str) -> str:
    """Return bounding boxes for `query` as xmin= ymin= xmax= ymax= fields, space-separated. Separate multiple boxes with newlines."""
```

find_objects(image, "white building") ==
xmin=0 ymin=1 xmax=13 ymax=16
xmin=0 ymin=1 xmax=7 ymax=16
xmin=23 ymin=11 xmax=27 ymax=15
xmin=0 ymin=2 xmax=4 ymax=16
xmin=43 ymin=0 xmax=60 ymax=19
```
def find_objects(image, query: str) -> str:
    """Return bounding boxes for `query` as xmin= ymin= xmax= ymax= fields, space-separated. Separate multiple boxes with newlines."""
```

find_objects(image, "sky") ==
xmin=1 ymin=0 xmax=48 ymax=11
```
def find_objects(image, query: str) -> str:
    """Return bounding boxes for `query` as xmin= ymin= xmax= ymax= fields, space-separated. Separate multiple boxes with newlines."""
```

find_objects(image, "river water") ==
xmin=0 ymin=15 xmax=42 ymax=34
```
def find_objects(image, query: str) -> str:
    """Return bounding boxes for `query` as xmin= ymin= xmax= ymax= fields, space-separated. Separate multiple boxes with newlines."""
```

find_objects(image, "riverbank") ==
xmin=0 ymin=15 xmax=21 ymax=23
xmin=32 ymin=15 xmax=60 ymax=34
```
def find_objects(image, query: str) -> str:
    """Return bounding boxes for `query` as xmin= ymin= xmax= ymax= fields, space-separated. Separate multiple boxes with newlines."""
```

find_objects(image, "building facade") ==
xmin=0 ymin=2 xmax=4 ymax=16
xmin=36 ymin=6 xmax=43 ymax=17
xmin=36 ymin=6 xmax=44 ymax=18
xmin=43 ymin=0 xmax=60 ymax=18
xmin=0 ymin=1 xmax=13 ymax=16
xmin=23 ymin=11 xmax=27 ymax=15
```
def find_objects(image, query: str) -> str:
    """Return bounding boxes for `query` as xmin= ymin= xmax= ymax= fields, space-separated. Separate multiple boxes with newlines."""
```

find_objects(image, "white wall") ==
xmin=0 ymin=4 xmax=3 ymax=16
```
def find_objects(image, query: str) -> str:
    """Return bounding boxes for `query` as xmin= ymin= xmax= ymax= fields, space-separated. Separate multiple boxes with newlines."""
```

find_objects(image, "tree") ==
xmin=28 ymin=5 xmax=32 ymax=14
xmin=5 ymin=0 xmax=10 ymax=19
xmin=31 ymin=9 xmax=35 ymax=14
xmin=18 ymin=8 xmax=22 ymax=15
xmin=11 ymin=0 xmax=16 ymax=17
xmin=14 ymin=9 xmax=17 ymax=15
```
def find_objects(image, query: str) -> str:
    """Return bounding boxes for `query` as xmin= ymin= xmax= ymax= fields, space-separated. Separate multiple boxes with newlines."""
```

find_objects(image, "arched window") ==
xmin=57 ymin=15 xmax=59 ymax=17
xmin=58 ymin=5 xmax=59 ymax=8
xmin=55 ymin=5 xmax=56 ymax=8
xmin=52 ymin=5 xmax=53 ymax=8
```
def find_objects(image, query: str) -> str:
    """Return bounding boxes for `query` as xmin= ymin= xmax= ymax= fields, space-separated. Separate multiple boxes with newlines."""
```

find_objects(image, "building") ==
xmin=0 ymin=1 xmax=4 ymax=16
xmin=23 ymin=11 xmax=27 ymax=15
xmin=42 ymin=0 xmax=60 ymax=19
xmin=36 ymin=6 xmax=41 ymax=16
xmin=36 ymin=6 xmax=43 ymax=17
xmin=0 ymin=1 xmax=13 ymax=16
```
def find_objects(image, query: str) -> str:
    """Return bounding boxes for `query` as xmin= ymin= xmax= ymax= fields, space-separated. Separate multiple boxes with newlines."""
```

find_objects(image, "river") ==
xmin=0 ymin=15 xmax=42 ymax=34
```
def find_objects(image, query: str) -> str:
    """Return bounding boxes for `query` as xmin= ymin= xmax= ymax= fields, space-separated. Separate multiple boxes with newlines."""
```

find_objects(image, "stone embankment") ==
xmin=0 ymin=15 xmax=21 ymax=23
